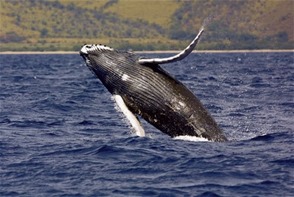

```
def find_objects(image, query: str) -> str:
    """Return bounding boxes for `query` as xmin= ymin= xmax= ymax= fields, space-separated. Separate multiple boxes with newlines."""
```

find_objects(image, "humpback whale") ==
xmin=80 ymin=27 xmax=228 ymax=142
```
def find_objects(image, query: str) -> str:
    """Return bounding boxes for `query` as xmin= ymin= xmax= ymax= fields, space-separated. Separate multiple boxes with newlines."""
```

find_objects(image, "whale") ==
xmin=80 ymin=27 xmax=228 ymax=142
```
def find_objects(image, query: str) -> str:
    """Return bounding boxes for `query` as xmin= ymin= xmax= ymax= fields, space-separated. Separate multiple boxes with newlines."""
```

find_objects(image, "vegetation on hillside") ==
xmin=0 ymin=0 xmax=293 ymax=51
xmin=171 ymin=0 xmax=294 ymax=49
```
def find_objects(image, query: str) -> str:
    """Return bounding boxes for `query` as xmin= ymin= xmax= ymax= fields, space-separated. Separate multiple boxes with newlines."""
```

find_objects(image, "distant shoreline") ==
xmin=0 ymin=49 xmax=293 ymax=55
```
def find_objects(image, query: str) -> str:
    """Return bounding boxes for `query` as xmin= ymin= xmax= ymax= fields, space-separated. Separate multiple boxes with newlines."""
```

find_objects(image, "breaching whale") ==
xmin=80 ymin=27 xmax=228 ymax=142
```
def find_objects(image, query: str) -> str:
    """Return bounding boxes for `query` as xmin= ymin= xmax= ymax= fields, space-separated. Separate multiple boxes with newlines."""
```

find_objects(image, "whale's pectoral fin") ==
xmin=138 ymin=26 xmax=204 ymax=65
xmin=113 ymin=95 xmax=145 ymax=137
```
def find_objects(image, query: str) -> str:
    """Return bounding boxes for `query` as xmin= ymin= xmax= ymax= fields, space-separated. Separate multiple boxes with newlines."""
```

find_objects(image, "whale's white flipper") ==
xmin=113 ymin=95 xmax=145 ymax=137
xmin=138 ymin=27 xmax=204 ymax=65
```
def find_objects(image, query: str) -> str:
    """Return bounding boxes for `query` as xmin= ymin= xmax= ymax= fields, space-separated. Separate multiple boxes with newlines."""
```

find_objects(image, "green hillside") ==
xmin=170 ymin=0 xmax=294 ymax=49
xmin=0 ymin=0 xmax=293 ymax=51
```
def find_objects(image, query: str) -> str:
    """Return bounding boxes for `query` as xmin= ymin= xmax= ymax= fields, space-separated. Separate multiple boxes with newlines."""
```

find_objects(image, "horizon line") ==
xmin=0 ymin=49 xmax=293 ymax=55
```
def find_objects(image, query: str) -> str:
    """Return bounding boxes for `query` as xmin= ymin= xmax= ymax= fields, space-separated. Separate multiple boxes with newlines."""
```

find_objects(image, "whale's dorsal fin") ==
xmin=138 ymin=27 xmax=204 ymax=65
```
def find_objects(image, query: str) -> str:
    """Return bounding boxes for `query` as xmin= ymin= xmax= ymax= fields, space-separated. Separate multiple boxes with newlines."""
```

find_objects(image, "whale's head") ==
xmin=80 ymin=44 xmax=139 ymax=94
xmin=80 ymin=44 xmax=127 ymax=70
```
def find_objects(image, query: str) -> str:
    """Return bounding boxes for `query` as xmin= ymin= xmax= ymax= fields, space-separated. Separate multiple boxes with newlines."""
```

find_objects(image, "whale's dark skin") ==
xmin=80 ymin=29 xmax=227 ymax=142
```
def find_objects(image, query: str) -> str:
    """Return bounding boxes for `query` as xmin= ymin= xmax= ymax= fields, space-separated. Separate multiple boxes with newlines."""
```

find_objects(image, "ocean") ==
xmin=0 ymin=52 xmax=293 ymax=196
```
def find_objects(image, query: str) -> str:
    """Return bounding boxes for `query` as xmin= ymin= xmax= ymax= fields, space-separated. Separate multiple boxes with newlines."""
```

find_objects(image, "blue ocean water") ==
xmin=0 ymin=52 xmax=293 ymax=196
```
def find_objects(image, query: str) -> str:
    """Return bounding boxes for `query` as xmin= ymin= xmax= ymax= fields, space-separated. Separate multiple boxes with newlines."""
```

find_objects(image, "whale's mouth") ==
xmin=79 ymin=46 xmax=90 ymax=65
xmin=80 ymin=44 xmax=90 ymax=55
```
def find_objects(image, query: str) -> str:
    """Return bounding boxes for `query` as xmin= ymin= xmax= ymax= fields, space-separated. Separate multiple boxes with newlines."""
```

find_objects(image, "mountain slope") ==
xmin=0 ymin=0 xmax=293 ymax=51
xmin=170 ymin=0 xmax=294 ymax=49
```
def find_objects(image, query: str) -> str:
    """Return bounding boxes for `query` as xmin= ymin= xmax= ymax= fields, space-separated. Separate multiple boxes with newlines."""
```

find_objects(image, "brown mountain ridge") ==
xmin=0 ymin=0 xmax=293 ymax=51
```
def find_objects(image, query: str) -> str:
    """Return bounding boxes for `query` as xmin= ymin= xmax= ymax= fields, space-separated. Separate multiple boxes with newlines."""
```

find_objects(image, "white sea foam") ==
xmin=173 ymin=135 xmax=210 ymax=142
